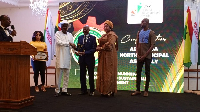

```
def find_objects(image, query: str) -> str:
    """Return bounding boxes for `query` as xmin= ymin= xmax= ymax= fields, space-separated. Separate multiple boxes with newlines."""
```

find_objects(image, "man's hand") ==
xmin=138 ymin=55 xmax=146 ymax=62
xmin=137 ymin=54 xmax=140 ymax=59
xmin=75 ymin=51 xmax=80 ymax=56
xmin=11 ymin=30 xmax=17 ymax=36
xmin=69 ymin=42 xmax=76 ymax=49
xmin=140 ymin=56 xmax=145 ymax=61
xmin=79 ymin=51 xmax=85 ymax=55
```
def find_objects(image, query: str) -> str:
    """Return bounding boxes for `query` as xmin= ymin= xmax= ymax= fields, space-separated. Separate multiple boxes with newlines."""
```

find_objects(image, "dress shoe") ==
xmin=78 ymin=91 xmax=88 ymax=95
xmin=101 ymin=92 xmax=113 ymax=97
xmin=111 ymin=92 xmax=115 ymax=96
xmin=41 ymin=85 xmax=46 ymax=92
xmin=61 ymin=92 xmax=72 ymax=96
xmin=35 ymin=86 xmax=39 ymax=92
xmin=131 ymin=91 xmax=141 ymax=96
xmin=107 ymin=92 xmax=114 ymax=97
xmin=143 ymin=91 xmax=148 ymax=97
xmin=89 ymin=92 xmax=94 ymax=96
xmin=54 ymin=93 xmax=60 ymax=97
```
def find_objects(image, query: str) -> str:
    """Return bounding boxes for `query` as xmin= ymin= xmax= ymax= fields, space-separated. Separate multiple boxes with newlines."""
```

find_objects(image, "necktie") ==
xmin=4 ymin=27 xmax=9 ymax=30
xmin=84 ymin=35 xmax=86 ymax=44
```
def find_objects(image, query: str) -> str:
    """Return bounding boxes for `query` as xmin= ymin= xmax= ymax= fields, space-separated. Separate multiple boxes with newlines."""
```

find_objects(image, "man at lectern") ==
xmin=0 ymin=15 xmax=17 ymax=42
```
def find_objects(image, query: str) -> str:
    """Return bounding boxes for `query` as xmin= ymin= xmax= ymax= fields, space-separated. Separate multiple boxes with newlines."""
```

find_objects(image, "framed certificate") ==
xmin=34 ymin=51 xmax=48 ymax=61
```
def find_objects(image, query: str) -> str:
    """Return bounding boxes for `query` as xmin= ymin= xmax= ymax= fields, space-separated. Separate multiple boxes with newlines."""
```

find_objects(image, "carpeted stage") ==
xmin=1 ymin=87 xmax=200 ymax=112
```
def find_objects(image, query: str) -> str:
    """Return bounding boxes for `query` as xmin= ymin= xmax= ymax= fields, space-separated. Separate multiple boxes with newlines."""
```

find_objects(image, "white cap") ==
xmin=58 ymin=20 xmax=71 ymax=28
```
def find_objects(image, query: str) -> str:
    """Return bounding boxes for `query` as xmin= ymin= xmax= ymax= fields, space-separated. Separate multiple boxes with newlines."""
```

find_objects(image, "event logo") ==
xmin=72 ymin=27 xmax=105 ymax=66
xmin=131 ymin=3 xmax=142 ymax=16
xmin=127 ymin=0 xmax=163 ymax=24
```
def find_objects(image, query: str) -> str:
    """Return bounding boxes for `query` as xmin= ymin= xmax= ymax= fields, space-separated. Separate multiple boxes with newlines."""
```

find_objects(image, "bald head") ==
xmin=141 ymin=18 xmax=149 ymax=29
xmin=83 ymin=25 xmax=90 ymax=35
xmin=0 ymin=15 xmax=11 ymax=27
xmin=83 ymin=25 xmax=89 ymax=28
xmin=142 ymin=18 xmax=149 ymax=24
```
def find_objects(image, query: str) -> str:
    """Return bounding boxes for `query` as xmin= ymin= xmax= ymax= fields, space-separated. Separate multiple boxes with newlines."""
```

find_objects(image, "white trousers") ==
xmin=55 ymin=68 xmax=70 ymax=93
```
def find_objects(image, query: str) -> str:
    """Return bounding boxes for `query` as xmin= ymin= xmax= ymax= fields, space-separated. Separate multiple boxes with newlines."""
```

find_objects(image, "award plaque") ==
xmin=77 ymin=44 xmax=84 ymax=52
xmin=34 ymin=51 xmax=48 ymax=61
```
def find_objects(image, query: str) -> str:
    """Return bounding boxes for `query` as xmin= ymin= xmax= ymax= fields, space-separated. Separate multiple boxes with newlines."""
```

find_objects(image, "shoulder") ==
xmin=148 ymin=28 xmax=155 ymax=34
xmin=42 ymin=41 xmax=47 ymax=45
xmin=30 ymin=41 xmax=34 ymax=44
xmin=67 ymin=32 xmax=73 ymax=36
xmin=78 ymin=35 xmax=84 ymax=38
xmin=101 ymin=34 xmax=106 ymax=37
xmin=56 ymin=31 xmax=61 ymax=33
xmin=89 ymin=34 xmax=96 ymax=39
xmin=108 ymin=31 xmax=118 ymax=38
xmin=149 ymin=30 xmax=155 ymax=36
xmin=55 ymin=31 xmax=61 ymax=35
xmin=30 ymin=41 xmax=36 ymax=46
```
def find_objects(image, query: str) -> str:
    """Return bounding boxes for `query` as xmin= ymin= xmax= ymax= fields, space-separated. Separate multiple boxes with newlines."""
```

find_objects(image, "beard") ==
xmin=141 ymin=25 xmax=146 ymax=28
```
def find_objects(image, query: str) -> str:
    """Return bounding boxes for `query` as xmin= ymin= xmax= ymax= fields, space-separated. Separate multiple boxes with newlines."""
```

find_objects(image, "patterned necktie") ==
xmin=84 ymin=35 xmax=86 ymax=45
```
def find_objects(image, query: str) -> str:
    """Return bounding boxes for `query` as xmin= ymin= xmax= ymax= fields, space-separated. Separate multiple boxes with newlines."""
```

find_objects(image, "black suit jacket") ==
xmin=0 ymin=26 xmax=13 ymax=42
xmin=76 ymin=34 xmax=97 ymax=64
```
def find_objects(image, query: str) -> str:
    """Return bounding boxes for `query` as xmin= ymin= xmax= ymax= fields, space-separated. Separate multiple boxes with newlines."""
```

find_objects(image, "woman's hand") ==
xmin=96 ymin=46 xmax=102 ymax=51
xmin=31 ymin=55 xmax=35 ymax=61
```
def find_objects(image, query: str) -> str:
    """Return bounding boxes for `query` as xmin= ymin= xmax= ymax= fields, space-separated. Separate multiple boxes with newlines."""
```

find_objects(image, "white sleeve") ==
xmin=69 ymin=33 xmax=74 ymax=44
xmin=68 ymin=33 xmax=76 ymax=53
xmin=55 ymin=31 xmax=68 ymax=46
xmin=55 ymin=31 xmax=63 ymax=45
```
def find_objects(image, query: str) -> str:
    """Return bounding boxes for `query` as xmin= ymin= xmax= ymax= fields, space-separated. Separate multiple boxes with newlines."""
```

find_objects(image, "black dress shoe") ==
xmin=61 ymin=92 xmax=72 ymax=96
xmin=111 ymin=92 xmax=115 ymax=96
xmin=54 ymin=93 xmax=60 ymax=97
xmin=78 ymin=91 xmax=88 ymax=95
xmin=89 ymin=92 xmax=94 ymax=96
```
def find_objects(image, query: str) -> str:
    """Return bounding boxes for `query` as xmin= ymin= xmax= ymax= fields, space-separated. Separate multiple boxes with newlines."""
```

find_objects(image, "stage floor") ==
xmin=2 ymin=87 xmax=200 ymax=112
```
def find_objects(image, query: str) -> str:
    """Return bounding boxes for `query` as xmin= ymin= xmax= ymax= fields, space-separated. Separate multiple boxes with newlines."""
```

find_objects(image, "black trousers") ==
xmin=79 ymin=60 xmax=95 ymax=93
xmin=136 ymin=58 xmax=151 ymax=91
xmin=33 ymin=61 xmax=46 ymax=86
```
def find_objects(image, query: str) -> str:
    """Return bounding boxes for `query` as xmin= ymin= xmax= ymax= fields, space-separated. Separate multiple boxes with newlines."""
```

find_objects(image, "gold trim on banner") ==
xmin=59 ymin=2 xmax=96 ymax=22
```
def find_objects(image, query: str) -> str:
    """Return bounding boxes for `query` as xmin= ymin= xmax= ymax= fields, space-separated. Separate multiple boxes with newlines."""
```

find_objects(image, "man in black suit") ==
xmin=75 ymin=25 xmax=97 ymax=96
xmin=0 ymin=15 xmax=16 ymax=42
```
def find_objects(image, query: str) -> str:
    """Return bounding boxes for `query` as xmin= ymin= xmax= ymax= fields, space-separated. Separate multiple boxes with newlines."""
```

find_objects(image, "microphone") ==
xmin=10 ymin=25 xmax=16 ymax=37
xmin=11 ymin=25 xmax=15 ymax=30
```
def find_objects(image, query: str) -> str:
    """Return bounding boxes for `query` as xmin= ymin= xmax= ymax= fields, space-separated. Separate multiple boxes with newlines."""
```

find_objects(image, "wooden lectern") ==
xmin=0 ymin=41 xmax=37 ymax=109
